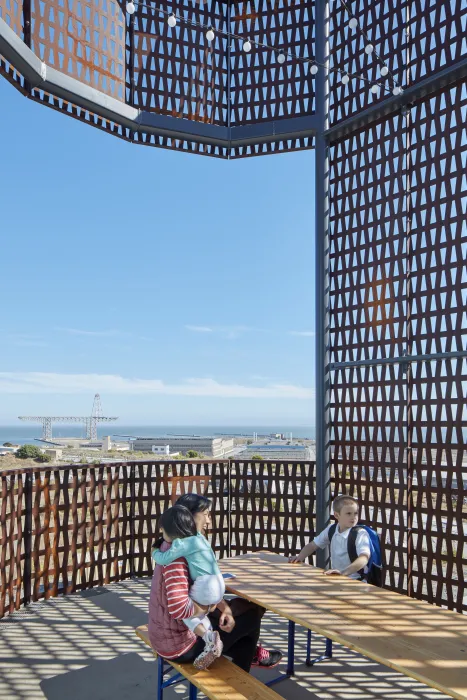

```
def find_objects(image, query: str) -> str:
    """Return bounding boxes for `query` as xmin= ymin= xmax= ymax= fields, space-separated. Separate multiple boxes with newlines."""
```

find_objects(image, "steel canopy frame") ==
xmin=0 ymin=15 xmax=318 ymax=150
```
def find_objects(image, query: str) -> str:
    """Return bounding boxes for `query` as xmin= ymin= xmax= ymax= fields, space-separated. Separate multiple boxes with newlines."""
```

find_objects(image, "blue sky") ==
xmin=0 ymin=78 xmax=316 ymax=425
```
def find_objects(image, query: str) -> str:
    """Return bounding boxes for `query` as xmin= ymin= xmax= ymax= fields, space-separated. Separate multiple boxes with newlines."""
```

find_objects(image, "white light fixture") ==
xmin=371 ymin=84 xmax=379 ymax=94
xmin=243 ymin=38 xmax=252 ymax=53
xmin=277 ymin=50 xmax=286 ymax=64
xmin=168 ymin=13 xmax=177 ymax=27
xmin=126 ymin=1 xmax=135 ymax=14
xmin=365 ymin=44 xmax=374 ymax=55
xmin=393 ymin=86 xmax=403 ymax=96
xmin=341 ymin=73 xmax=349 ymax=85
xmin=349 ymin=17 xmax=358 ymax=29
xmin=380 ymin=65 xmax=389 ymax=77
xmin=309 ymin=63 xmax=318 ymax=75
xmin=206 ymin=28 xmax=215 ymax=42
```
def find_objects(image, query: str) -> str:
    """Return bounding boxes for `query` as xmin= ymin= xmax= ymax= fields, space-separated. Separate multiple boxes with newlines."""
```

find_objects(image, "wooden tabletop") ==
xmin=219 ymin=552 xmax=467 ymax=700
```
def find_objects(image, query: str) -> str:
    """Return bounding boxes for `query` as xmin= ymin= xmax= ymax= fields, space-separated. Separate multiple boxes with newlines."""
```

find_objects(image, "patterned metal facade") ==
xmin=0 ymin=459 xmax=314 ymax=618
xmin=0 ymin=0 xmax=315 ymax=157
xmin=328 ymin=2 xmax=467 ymax=612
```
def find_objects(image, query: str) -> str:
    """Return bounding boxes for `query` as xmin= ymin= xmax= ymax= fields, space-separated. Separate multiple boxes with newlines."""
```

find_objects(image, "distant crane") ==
xmin=19 ymin=394 xmax=118 ymax=441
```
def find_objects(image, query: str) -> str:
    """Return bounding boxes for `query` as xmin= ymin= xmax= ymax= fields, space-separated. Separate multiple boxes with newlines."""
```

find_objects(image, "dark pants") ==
xmin=173 ymin=598 xmax=266 ymax=672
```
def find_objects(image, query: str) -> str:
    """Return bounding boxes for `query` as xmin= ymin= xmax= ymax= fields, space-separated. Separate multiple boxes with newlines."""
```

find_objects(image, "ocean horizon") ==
xmin=0 ymin=424 xmax=316 ymax=446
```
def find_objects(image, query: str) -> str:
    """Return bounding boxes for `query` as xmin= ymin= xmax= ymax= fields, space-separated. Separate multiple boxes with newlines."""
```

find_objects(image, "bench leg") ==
xmin=188 ymin=683 xmax=198 ymax=700
xmin=286 ymin=620 xmax=295 ymax=676
xmin=157 ymin=656 xmax=164 ymax=700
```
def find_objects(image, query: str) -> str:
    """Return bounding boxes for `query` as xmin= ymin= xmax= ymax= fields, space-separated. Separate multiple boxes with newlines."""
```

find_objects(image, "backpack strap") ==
xmin=347 ymin=526 xmax=363 ymax=563
xmin=328 ymin=523 xmax=337 ymax=544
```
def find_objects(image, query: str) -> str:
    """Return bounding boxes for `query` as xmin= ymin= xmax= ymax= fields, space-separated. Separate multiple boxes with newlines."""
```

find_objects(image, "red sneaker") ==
xmin=251 ymin=644 xmax=283 ymax=668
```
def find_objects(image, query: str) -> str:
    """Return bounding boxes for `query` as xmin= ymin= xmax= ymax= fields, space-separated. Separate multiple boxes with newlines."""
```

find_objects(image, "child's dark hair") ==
xmin=176 ymin=493 xmax=212 ymax=515
xmin=153 ymin=505 xmax=197 ymax=549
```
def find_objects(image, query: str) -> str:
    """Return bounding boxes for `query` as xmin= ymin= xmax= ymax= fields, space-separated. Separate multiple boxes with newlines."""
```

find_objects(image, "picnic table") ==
xmin=219 ymin=551 xmax=467 ymax=700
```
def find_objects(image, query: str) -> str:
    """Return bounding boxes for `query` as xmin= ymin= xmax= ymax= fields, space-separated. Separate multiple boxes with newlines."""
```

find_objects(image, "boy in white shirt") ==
xmin=289 ymin=495 xmax=371 ymax=579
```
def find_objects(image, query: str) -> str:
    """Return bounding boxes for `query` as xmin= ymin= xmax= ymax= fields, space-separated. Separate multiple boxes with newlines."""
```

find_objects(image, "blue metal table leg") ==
xmin=156 ymin=656 xmax=164 ymax=700
xmin=265 ymin=618 xmax=296 ymax=687
xmin=306 ymin=632 xmax=333 ymax=666
xmin=286 ymin=620 xmax=295 ymax=676
xmin=188 ymin=683 xmax=198 ymax=700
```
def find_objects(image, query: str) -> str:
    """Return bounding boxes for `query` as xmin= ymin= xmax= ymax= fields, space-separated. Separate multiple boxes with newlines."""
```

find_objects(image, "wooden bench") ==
xmin=135 ymin=625 xmax=282 ymax=700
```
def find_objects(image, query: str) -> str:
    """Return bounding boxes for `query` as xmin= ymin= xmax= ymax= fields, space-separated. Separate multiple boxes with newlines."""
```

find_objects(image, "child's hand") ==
xmin=324 ymin=569 xmax=342 ymax=576
xmin=288 ymin=555 xmax=304 ymax=564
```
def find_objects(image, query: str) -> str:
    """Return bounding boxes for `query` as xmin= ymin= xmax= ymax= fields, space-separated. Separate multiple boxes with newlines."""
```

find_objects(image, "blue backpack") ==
xmin=328 ymin=523 xmax=384 ymax=586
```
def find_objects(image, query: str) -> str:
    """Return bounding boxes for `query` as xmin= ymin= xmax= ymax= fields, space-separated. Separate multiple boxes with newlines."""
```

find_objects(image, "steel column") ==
xmin=315 ymin=0 xmax=331 ymax=568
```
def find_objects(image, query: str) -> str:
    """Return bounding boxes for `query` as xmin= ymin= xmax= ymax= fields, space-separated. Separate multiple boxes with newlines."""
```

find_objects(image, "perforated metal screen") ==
xmin=328 ymin=7 xmax=467 ymax=609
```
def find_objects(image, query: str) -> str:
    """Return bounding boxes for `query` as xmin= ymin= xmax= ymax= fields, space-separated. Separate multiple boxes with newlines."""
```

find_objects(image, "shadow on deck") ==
xmin=0 ymin=579 xmax=448 ymax=700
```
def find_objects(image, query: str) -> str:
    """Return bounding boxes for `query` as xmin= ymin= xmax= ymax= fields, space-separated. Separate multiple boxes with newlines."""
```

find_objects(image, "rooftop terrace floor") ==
xmin=0 ymin=580 xmax=451 ymax=700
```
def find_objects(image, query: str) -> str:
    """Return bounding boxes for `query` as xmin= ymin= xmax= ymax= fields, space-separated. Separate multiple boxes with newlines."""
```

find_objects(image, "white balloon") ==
xmin=341 ymin=74 xmax=349 ymax=85
xmin=126 ymin=1 xmax=135 ymax=14
xmin=365 ymin=44 xmax=374 ymax=54
xmin=380 ymin=65 xmax=389 ymax=77
xmin=371 ymin=84 xmax=379 ymax=94
xmin=168 ymin=14 xmax=177 ymax=27
xmin=277 ymin=52 xmax=286 ymax=64
xmin=243 ymin=39 xmax=252 ymax=53
xmin=349 ymin=17 xmax=358 ymax=29
xmin=393 ymin=86 xmax=402 ymax=96
xmin=310 ymin=63 xmax=318 ymax=75
xmin=206 ymin=29 xmax=215 ymax=42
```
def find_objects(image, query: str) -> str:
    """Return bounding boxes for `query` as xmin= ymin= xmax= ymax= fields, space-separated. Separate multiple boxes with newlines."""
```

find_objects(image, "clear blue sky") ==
xmin=0 ymin=78 xmax=316 ymax=426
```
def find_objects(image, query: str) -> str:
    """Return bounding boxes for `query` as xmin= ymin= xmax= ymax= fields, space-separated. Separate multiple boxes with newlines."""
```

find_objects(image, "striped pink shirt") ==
xmin=148 ymin=553 xmax=197 ymax=660
xmin=164 ymin=560 xmax=195 ymax=620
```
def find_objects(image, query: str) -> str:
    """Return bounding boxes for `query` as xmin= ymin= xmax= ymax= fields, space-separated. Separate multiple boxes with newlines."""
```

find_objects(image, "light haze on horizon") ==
xmin=0 ymin=78 xmax=316 ymax=426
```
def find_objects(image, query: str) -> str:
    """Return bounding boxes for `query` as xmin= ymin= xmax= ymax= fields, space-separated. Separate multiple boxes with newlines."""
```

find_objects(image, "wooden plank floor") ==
xmin=219 ymin=552 xmax=467 ymax=700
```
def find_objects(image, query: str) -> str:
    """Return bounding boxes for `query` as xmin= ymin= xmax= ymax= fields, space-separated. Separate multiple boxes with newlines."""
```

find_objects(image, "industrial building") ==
xmin=131 ymin=436 xmax=234 ymax=458
xmin=242 ymin=443 xmax=314 ymax=461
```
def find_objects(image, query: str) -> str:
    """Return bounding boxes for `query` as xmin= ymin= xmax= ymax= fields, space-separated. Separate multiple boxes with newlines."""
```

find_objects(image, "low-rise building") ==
xmin=43 ymin=448 xmax=63 ymax=459
xmin=242 ymin=443 xmax=313 ymax=461
xmin=131 ymin=436 xmax=234 ymax=458
xmin=151 ymin=445 xmax=170 ymax=455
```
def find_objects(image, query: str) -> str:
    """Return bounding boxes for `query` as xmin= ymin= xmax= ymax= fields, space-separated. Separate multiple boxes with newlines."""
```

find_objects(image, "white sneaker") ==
xmin=193 ymin=631 xmax=223 ymax=670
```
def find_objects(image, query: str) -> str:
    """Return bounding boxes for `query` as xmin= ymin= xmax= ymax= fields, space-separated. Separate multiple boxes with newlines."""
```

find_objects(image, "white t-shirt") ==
xmin=313 ymin=524 xmax=371 ymax=580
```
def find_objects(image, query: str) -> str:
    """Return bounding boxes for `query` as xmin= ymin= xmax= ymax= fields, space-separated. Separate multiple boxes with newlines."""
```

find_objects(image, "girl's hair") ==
xmin=175 ymin=493 xmax=212 ymax=514
xmin=153 ymin=505 xmax=197 ymax=549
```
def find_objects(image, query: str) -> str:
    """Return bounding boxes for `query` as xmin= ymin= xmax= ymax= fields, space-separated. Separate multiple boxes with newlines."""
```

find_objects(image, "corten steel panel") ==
xmin=0 ymin=0 xmax=23 ymax=38
xmin=330 ymin=364 xmax=408 ymax=594
xmin=0 ymin=472 xmax=27 ymax=617
xmin=229 ymin=0 xmax=315 ymax=125
xmin=29 ymin=465 xmax=132 ymax=599
xmin=406 ymin=85 xmax=467 ymax=611
xmin=131 ymin=0 xmax=227 ymax=123
xmin=409 ymin=87 xmax=467 ymax=359
xmin=132 ymin=460 xmax=230 ymax=576
xmin=328 ymin=0 xmax=406 ymax=128
xmin=30 ymin=0 xmax=126 ymax=100
xmin=328 ymin=84 xmax=467 ymax=610
xmin=328 ymin=114 xmax=407 ymax=365
xmin=0 ymin=0 xmax=27 ymax=92
xmin=229 ymin=460 xmax=316 ymax=557
xmin=409 ymin=358 xmax=467 ymax=612
xmin=0 ymin=0 xmax=316 ymax=156
xmin=407 ymin=1 xmax=467 ymax=85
